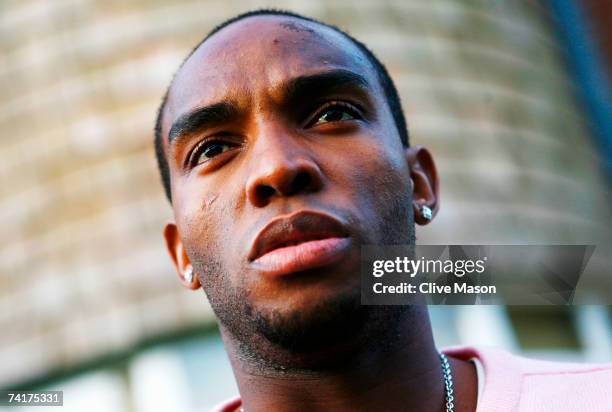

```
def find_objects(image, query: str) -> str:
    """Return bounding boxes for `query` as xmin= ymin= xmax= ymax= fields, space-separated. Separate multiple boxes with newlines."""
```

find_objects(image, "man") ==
xmin=154 ymin=9 xmax=612 ymax=412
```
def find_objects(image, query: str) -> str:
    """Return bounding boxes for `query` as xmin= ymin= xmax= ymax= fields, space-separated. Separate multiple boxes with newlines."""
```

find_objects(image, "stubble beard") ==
xmin=190 ymin=192 xmax=416 ymax=371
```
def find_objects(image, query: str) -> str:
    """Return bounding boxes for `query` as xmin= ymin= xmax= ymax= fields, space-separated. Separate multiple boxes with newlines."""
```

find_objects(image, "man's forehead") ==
xmin=165 ymin=15 xmax=375 ymax=123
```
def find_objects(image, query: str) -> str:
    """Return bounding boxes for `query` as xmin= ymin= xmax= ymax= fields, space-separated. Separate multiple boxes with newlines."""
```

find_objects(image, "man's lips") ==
xmin=248 ymin=210 xmax=351 ymax=276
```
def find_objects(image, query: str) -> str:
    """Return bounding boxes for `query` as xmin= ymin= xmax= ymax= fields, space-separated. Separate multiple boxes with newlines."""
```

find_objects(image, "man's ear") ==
xmin=405 ymin=145 xmax=440 ymax=225
xmin=163 ymin=223 xmax=200 ymax=290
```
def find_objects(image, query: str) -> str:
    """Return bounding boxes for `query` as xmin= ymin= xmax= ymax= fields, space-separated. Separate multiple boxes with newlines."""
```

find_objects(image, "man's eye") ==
xmin=191 ymin=141 xmax=234 ymax=165
xmin=315 ymin=109 xmax=354 ymax=125
xmin=310 ymin=103 xmax=360 ymax=127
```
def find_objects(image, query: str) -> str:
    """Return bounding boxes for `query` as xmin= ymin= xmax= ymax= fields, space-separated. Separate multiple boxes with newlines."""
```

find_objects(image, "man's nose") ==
xmin=245 ymin=128 xmax=323 ymax=208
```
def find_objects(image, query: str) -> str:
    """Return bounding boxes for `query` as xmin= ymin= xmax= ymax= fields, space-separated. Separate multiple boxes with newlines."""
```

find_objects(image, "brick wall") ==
xmin=1 ymin=0 xmax=610 ymax=387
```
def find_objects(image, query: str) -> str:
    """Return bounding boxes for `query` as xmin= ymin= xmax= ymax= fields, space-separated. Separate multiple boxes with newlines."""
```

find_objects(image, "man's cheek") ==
xmin=343 ymin=145 xmax=410 ymax=235
xmin=344 ymin=140 xmax=407 ymax=188
xmin=175 ymin=191 xmax=225 ymax=261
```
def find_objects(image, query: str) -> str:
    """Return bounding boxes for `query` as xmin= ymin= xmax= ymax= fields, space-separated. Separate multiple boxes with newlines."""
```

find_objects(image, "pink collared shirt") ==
xmin=212 ymin=346 xmax=612 ymax=411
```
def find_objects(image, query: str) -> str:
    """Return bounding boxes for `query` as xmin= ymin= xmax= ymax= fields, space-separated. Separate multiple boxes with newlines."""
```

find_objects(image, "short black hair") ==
xmin=154 ymin=9 xmax=409 ymax=202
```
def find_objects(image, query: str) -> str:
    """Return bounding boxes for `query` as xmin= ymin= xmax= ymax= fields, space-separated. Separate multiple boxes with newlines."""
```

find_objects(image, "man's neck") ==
xmin=221 ymin=309 xmax=477 ymax=412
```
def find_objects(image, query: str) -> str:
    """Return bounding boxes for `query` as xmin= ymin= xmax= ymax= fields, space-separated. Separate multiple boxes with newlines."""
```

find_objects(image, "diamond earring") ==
xmin=183 ymin=265 xmax=194 ymax=284
xmin=420 ymin=205 xmax=433 ymax=221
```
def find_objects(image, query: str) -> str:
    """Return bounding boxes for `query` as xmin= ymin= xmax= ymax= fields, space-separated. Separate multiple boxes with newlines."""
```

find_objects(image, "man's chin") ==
xmin=251 ymin=288 xmax=366 ymax=354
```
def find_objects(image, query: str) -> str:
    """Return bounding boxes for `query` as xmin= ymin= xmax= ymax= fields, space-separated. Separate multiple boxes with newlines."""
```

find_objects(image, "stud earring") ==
xmin=183 ymin=265 xmax=194 ymax=284
xmin=420 ymin=205 xmax=433 ymax=221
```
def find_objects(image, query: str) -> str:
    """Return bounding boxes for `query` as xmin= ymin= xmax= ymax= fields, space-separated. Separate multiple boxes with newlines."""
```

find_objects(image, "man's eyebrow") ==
xmin=283 ymin=69 xmax=371 ymax=102
xmin=167 ymin=70 xmax=370 ymax=145
xmin=168 ymin=102 xmax=240 ymax=145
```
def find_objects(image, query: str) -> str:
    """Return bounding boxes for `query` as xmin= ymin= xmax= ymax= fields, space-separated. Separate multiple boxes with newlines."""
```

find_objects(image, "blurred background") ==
xmin=1 ymin=0 xmax=611 ymax=410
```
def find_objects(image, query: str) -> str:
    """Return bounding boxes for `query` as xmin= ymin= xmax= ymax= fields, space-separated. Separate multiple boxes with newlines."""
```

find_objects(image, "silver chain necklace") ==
xmin=239 ymin=352 xmax=455 ymax=412
xmin=439 ymin=352 xmax=455 ymax=412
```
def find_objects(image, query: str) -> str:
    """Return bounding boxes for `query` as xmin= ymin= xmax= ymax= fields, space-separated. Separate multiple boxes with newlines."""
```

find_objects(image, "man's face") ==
xmin=161 ymin=16 xmax=417 ymax=354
